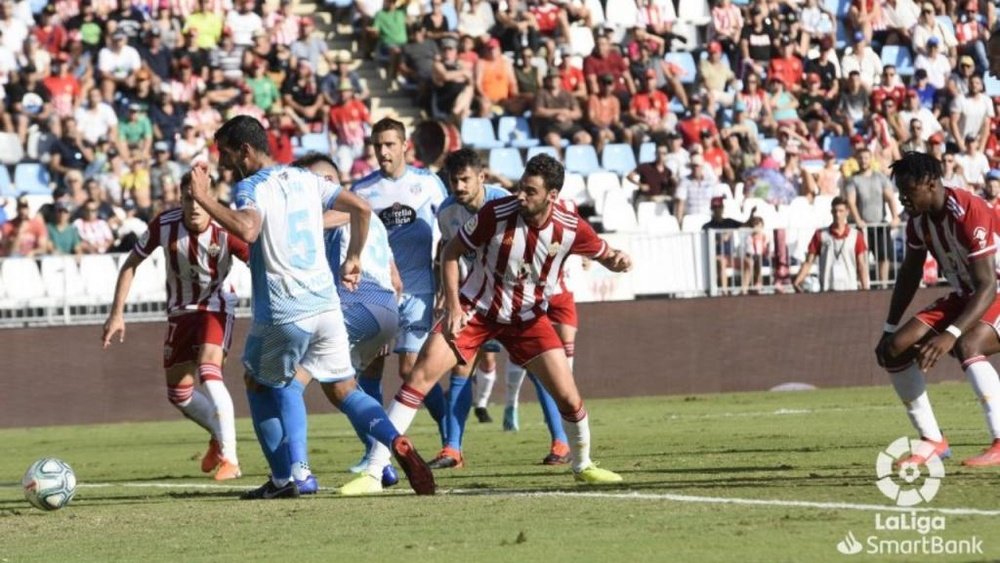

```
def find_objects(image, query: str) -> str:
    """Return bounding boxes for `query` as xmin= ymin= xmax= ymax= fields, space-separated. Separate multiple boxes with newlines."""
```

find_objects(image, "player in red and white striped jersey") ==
xmin=348 ymin=154 xmax=632 ymax=493
xmin=102 ymin=172 xmax=249 ymax=480
xmin=876 ymin=152 xmax=1000 ymax=467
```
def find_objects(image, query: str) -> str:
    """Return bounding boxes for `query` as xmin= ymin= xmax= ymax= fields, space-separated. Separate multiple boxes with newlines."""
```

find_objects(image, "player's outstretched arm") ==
xmin=189 ymin=163 xmax=262 ymax=243
xmin=332 ymin=189 xmax=371 ymax=291
xmin=102 ymin=252 xmax=144 ymax=349
xmin=597 ymin=247 xmax=632 ymax=273
xmin=441 ymin=236 xmax=469 ymax=339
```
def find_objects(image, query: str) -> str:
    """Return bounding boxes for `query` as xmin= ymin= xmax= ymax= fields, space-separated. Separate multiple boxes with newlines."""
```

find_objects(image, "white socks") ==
xmin=474 ymin=367 xmax=496 ymax=409
xmin=291 ymin=461 xmax=311 ymax=481
xmin=505 ymin=364 xmax=526 ymax=408
xmin=963 ymin=358 xmax=1000 ymax=440
xmin=366 ymin=398 xmax=420 ymax=479
xmin=889 ymin=364 xmax=943 ymax=441
xmin=563 ymin=412 xmax=592 ymax=472
xmin=199 ymin=364 xmax=238 ymax=464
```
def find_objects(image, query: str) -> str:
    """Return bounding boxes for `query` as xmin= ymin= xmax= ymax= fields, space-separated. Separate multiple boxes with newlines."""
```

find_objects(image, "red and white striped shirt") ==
xmin=458 ymin=197 xmax=608 ymax=324
xmin=134 ymin=208 xmax=250 ymax=316
xmin=906 ymin=186 xmax=999 ymax=297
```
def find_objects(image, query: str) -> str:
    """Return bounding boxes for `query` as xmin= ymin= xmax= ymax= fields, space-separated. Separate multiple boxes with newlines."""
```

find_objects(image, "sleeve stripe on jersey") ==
xmin=593 ymin=240 xmax=609 ymax=259
xmin=552 ymin=208 xmax=578 ymax=226
xmin=968 ymin=246 xmax=997 ymax=259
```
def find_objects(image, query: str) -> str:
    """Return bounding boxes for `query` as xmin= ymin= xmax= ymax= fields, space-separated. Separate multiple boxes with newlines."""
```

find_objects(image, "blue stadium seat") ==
xmin=601 ymin=143 xmax=637 ymax=176
xmin=13 ymin=163 xmax=51 ymax=196
xmin=488 ymin=147 xmax=525 ymax=180
xmin=460 ymin=117 xmax=505 ymax=149
xmin=497 ymin=116 xmax=540 ymax=148
xmin=663 ymin=52 xmax=697 ymax=85
xmin=824 ymin=0 xmax=850 ymax=18
xmin=823 ymin=136 xmax=852 ymax=160
xmin=986 ymin=74 xmax=1000 ymax=97
xmin=293 ymin=133 xmax=331 ymax=158
xmin=0 ymin=166 xmax=13 ymax=198
xmin=880 ymin=45 xmax=914 ymax=77
xmin=527 ymin=145 xmax=560 ymax=161
xmin=564 ymin=144 xmax=602 ymax=176
xmin=638 ymin=142 xmax=656 ymax=164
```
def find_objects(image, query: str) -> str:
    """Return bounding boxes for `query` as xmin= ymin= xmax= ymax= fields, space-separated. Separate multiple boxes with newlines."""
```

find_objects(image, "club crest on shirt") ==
xmin=973 ymin=226 xmax=988 ymax=248
xmin=410 ymin=184 xmax=422 ymax=196
xmin=463 ymin=215 xmax=478 ymax=236
xmin=504 ymin=259 xmax=534 ymax=283
xmin=547 ymin=241 xmax=562 ymax=256
xmin=207 ymin=242 xmax=221 ymax=257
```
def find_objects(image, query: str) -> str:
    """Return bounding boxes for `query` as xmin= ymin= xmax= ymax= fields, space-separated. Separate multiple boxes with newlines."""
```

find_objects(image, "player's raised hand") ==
xmin=102 ymin=313 xmax=125 ymax=349
xmin=340 ymin=256 xmax=362 ymax=292
xmin=915 ymin=333 xmax=956 ymax=371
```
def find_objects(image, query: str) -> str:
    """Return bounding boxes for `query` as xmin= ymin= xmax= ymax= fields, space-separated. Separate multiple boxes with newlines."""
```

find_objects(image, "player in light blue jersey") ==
xmin=351 ymin=118 xmax=451 ymax=446
xmin=190 ymin=116 xmax=434 ymax=498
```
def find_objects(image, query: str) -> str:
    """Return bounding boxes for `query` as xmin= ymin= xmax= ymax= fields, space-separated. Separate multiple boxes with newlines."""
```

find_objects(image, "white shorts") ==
xmin=242 ymin=309 xmax=355 ymax=387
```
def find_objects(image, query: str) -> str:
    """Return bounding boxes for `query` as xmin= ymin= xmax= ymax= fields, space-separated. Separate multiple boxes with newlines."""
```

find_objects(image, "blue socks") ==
xmin=529 ymin=373 xmax=568 ymax=444
xmin=357 ymin=375 xmax=383 ymax=406
xmin=424 ymin=382 xmax=448 ymax=445
xmin=245 ymin=384 xmax=292 ymax=482
xmin=279 ymin=379 xmax=309 ymax=470
xmin=340 ymin=388 xmax=400 ymax=448
xmin=445 ymin=374 xmax=473 ymax=451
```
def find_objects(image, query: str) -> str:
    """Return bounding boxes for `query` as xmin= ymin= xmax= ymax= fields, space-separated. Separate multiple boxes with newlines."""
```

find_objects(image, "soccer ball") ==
xmin=22 ymin=458 xmax=77 ymax=511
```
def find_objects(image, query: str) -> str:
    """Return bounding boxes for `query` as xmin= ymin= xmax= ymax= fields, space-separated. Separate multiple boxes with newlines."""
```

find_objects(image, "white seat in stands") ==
xmin=2 ymin=257 xmax=52 ymax=306
xmin=601 ymin=190 xmax=639 ymax=232
xmin=586 ymin=172 xmax=621 ymax=215
xmin=80 ymin=254 xmax=120 ymax=303
xmin=40 ymin=255 xmax=87 ymax=302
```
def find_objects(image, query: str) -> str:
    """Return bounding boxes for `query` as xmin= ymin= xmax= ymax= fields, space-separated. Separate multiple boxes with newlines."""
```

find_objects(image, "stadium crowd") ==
xmin=0 ymin=0 xmax=999 ymax=284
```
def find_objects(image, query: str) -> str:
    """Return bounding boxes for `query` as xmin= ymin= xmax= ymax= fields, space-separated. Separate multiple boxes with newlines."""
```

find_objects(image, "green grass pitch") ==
xmin=1 ymin=383 xmax=999 ymax=562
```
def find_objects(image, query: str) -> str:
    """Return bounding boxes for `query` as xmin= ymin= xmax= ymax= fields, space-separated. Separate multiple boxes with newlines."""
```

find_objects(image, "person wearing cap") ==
xmin=34 ymin=4 xmax=66 ymax=57
xmin=532 ymin=67 xmax=590 ymax=150
xmin=45 ymin=200 xmax=83 ymax=255
xmin=949 ymin=53 xmax=979 ymax=98
xmin=97 ymin=28 xmax=142 ymax=87
xmin=956 ymin=134 xmax=990 ymax=187
xmin=118 ymin=101 xmax=153 ymax=158
xmin=898 ymin=88 xmax=941 ymax=141
xmin=322 ymin=50 xmax=370 ymax=106
xmin=699 ymin=41 xmax=736 ymax=109
xmin=840 ymin=32 xmax=882 ymax=89
xmin=328 ymin=78 xmax=371 ymax=179
xmin=914 ymin=37 xmax=952 ymax=90
xmin=583 ymin=33 xmax=635 ymax=103
xmin=793 ymin=196 xmax=870 ymax=293
xmin=475 ymin=36 xmax=518 ymax=117
xmin=138 ymin=25 xmax=172 ymax=82
xmin=585 ymin=73 xmax=629 ymax=153
xmin=926 ymin=130 xmax=946 ymax=158
xmin=911 ymin=2 xmax=957 ymax=58
xmin=183 ymin=0 xmax=224 ymax=50
xmin=950 ymin=74 xmax=994 ymax=152
xmin=804 ymin=36 xmax=841 ymax=103
xmin=1 ymin=196 xmax=48 ymax=257
xmin=675 ymin=154 xmax=725 ymax=228
xmin=150 ymin=140 xmax=182 ymax=200
xmin=702 ymin=194 xmax=744 ymax=291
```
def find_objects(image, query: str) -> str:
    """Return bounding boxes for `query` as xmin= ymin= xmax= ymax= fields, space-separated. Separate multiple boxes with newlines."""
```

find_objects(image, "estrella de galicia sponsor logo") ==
xmin=379 ymin=203 xmax=416 ymax=228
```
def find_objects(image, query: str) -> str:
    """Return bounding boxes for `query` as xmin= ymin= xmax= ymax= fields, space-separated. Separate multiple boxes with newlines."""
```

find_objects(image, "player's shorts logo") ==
xmin=379 ymin=203 xmax=416 ymax=228
xmin=875 ymin=436 xmax=944 ymax=507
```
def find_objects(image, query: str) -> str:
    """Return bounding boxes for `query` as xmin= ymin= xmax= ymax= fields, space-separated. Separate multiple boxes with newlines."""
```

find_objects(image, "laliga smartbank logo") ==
xmin=835 ymin=437 xmax=984 ymax=557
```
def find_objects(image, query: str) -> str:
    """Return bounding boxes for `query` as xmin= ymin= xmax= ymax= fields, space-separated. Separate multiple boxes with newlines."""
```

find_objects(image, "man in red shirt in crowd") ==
xmin=767 ymin=38 xmax=803 ymax=93
xmin=870 ymin=65 xmax=907 ymax=110
xmin=627 ymin=69 xmax=670 ymax=140
xmin=583 ymin=32 xmax=635 ymax=104
xmin=0 ymin=195 xmax=47 ymax=257
xmin=677 ymin=97 xmax=718 ymax=148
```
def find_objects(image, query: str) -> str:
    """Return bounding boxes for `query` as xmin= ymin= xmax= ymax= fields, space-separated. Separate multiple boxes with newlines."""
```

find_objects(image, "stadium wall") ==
xmin=0 ymin=288 xmax=964 ymax=428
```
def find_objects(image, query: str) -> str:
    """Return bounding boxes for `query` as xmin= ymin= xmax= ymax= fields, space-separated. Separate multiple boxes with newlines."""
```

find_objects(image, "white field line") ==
xmin=2 ymin=481 xmax=998 ymax=517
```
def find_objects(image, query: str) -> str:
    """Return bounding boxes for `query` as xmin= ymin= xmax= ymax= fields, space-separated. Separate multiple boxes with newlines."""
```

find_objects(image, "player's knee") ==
xmin=167 ymin=383 xmax=194 ymax=407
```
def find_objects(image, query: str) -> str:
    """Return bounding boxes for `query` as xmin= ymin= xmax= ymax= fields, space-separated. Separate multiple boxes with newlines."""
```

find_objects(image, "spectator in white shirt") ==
xmin=911 ymin=2 xmax=957 ymax=58
xmin=98 ymin=31 xmax=142 ymax=87
xmin=956 ymin=135 xmax=990 ymax=188
xmin=0 ymin=2 xmax=27 ymax=54
xmin=73 ymin=199 xmax=115 ymax=254
xmin=882 ymin=0 xmax=920 ymax=42
xmin=224 ymin=0 xmax=263 ymax=47
xmin=675 ymin=154 xmax=725 ymax=227
xmin=74 ymin=87 xmax=120 ymax=146
xmin=840 ymin=33 xmax=883 ymax=89
xmin=950 ymin=74 xmax=994 ymax=150
xmin=913 ymin=38 xmax=952 ymax=89
xmin=897 ymin=89 xmax=941 ymax=139
xmin=458 ymin=0 xmax=495 ymax=40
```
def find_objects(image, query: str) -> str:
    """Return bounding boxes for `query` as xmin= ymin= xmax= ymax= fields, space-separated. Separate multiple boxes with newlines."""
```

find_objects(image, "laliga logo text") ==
xmin=835 ymin=437 xmax=983 ymax=557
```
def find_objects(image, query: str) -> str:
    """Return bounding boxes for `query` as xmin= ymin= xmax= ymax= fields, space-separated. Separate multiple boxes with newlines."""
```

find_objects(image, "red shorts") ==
xmin=915 ymin=293 xmax=1000 ymax=335
xmin=163 ymin=311 xmax=234 ymax=368
xmin=434 ymin=312 xmax=565 ymax=367
xmin=547 ymin=291 xmax=578 ymax=328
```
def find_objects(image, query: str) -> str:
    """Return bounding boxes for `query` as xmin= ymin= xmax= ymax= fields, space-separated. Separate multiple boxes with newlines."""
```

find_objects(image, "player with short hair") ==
xmin=280 ymin=152 xmax=403 ymax=490
xmin=340 ymin=154 xmax=632 ymax=495
xmin=876 ymin=151 xmax=1000 ymax=467
xmin=103 ymin=172 xmax=246 ymax=481
xmin=351 ymin=118 xmax=451 ymax=445
xmin=191 ymin=115 xmax=434 ymax=499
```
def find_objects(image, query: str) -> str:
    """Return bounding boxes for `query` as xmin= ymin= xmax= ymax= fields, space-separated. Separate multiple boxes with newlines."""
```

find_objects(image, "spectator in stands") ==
xmin=49 ymin=116 xmax=91 ymax=180
xmin=799 ymin=0 xmax=836 ymax=48
xmin=45 ymin=200 xmax=82 ymax=255
xmin=184 ymin=0 xmax=224 ymax=50
xmin=769 ymin=78 xmax=803 ymax=134
xmin=368 ymin=1 xmax=407 ymax=83
xmin=836 ymin=70 xmax=869 ymax=135
xmin=495 ymin=0 xmax=539 ymax=52
xmin=35 ymin=5 xmax=66 ymax=57
xmin=814 ymin=150 xmax=842 ymax=196
xmin=476 ymin=37 xmax=518 ymax=117
xmin=793 ymin=196 xmax=870 ymax=292
xmin=1 ymin=195 xmax=48 ymax=257
xmin=911 ymin=68 xmax=936 ymax=109
xmin=841 ymin=33 xmax=882 ymax=89
xmin=226 ymin=0 xmax=263 ymax=47
xmin=532 ymin=68 xmax=589 ymax=149
xmin=175 ymin=123 xmax=209 ymax=163
xmin=431 ymin=36 xmax=474 ymax=122
xmin=741 ymin=214 xmax=768 ymax=294
xmin=75 ymin=87 xmax=119 ymax=148
xmin=74 ymin=197 xmax=114 ymax=254
xmin=768 ymin=38 xmax=804 ymax=94
xmin=736 ymin=73 xmax=775 ymax=135
xmin=150 ymin=94 xmax=183 ymax=153
xmin=121 ymin=156 xmax=153 ymax=212
xmin=281 ymin=59 xmax=324 ymax=129
xmin=898 ymin=89 xmax=941 ymax=140
xmin=351 ymin=138 xmax=379 ymax=180
xmin=675 ymin=154 xmax=724 ymax=228
xmin=119 ymin=103 xmax=153 ymax=161
xmin=627 ymin=68 xmax=671 ymax=144
xmin=957 ymin=135 xmax=990 ymax=187
xmin=583 ymin=33 xmax=634 ymax=105
xmin=329 ymin=79 xmax=371 ymax=176
xmin=806 ymin=36 xmax=841 ymax=104
xmin=138 ymin=29 xmax=171 ymax=85
xmin=150 ymin=141 xmax=182 ymax=201
xmin=710 ymin=0 xmax=743 ymax=62
xmin=740 ymin=7 xmax=774 ymax=77
xmin=948 ymin=53 xmax=978 ymax=99
xmin=399 ymin=25 xmax=438 ymax=105
xmin=664 ymin=130 xmax=690 ymax=180
xmin=184 ymin=93 xmax=223 ymax=139
xmin=881 ymin=0 xmax=919 ymax=46
xmin=844 ymin=146 xmax=899 ymax=283
xmin=914 ymin=38 xmax=951 ymax=90
xmin=699 ymin=41 xmax=735 ymax=111
xmin=927 ymin=131 xmax=946 ymax=159
xmin=210 ymin=29 xmax=244 ymax=83
xmin=245 ymin=61 xmax=280 ymax=113
xmin=951 ymin=74 xmax=994 ymax=151
xmin=912 ymin=2 xmax=958 ymax=59
xmin=701 ymin=130 xmax=734 ymax=184
xmin=677 ymin=97 xmax=719 ymax=149
xmin=956 ymin=0 xmax=989 ymax=72
xmin=8 ymin=64 xmax=51 ymax=146
xmin=627 ymin=41 xmax=686 ymax=108
xmin=723 ymin=127 xmax=760 ymax=183
xmin=529 ymin=0 xmax=570 ymax=59
xmin=98 ymin=30 xmax=141 ymax=96
xmin=229 ymin=85 xmax=267 ymax=123
xmin=703 ymin=195 xmax=744 ymax=293
xmin=627 ymin=141 xmax=675 ymax=207
xmin=585 ymin=73 xmax=629 ymax=153
xmin=424 ymin=0 xmax=459 ymax=42
xmin=941 ymin=150 xmax=967 ymax=187
xmin=457 ymin=0 xmax=496 ymax=41
xmin=204 ymin=66 xmax=242 ymax=109
xmin=900 ymin=118 xmax=929 ymax=152
xmin=982 ymin=169 xmax=1000 ymax=205
xmin=43 ymin=55 xmax=80 ymax=119
xmin=511 ymin=45 xmax=541 ymax=115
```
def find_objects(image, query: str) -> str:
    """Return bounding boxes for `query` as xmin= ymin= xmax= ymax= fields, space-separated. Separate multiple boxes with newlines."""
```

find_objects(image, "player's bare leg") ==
xmin=195 ymin=343 xmax=240 ymax=480
xmin=164 ymin=363 xmax=227 ymax=477
xmin=402 ymin=350 xmax=448 ymax=445
xmin=523 ymin=348 xmax=622 ymax=484
xmin=879 ymin=318 xmax=950 ymax=464
xmin=953 ymin=323 xmax=1000 ymax=466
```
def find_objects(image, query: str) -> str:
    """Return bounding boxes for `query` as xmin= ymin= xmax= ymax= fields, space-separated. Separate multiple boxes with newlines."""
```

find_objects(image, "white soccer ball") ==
xmin=22 ymin=458 xmax=77 ymax=511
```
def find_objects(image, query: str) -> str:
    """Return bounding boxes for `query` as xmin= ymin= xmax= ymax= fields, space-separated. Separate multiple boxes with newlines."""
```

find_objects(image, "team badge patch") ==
xmin=974 ymin=227 xmax=988 ymax=249
xmin=547 ymin=242 xmax=562 ymax=256
xmin=207 ymin=243 xmax=221 ymax=257
xmin=463 ymin=215 xmax=478 ymax=236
